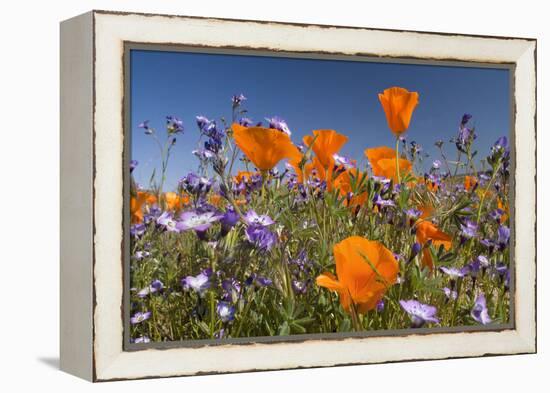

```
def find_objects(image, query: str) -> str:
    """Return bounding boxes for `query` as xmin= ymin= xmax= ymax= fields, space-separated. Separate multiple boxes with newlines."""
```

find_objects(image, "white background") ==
xmin=0 ymin=0 xmax=546 ymax=390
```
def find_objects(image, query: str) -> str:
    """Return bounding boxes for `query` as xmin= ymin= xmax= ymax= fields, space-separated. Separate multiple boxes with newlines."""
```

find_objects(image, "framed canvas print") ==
xmin=60 ymin=10 xmax=537 ymax=382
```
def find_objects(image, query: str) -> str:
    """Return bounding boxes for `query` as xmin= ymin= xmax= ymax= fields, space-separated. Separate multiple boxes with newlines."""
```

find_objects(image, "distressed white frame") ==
xmin=60 ymin=10 xmax=536 ymax=381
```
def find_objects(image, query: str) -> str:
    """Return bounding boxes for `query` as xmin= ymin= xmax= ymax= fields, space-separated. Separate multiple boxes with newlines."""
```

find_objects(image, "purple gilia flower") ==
xmin=220 ymin=206 xmax=240 ymax=232
xmin=232 ymin=93 xmax=247 ymax=107
xmin=193 ymin=148 xmax=216 ymax=161
xmin=239 ymin=117 xmax=253 ymax=127
xmin=136 ymin=287 xmax=152 ymax=298
xmin=245 ymin=274 xmax=273 ymax=287
xmin=471 ymin=293 xmax=492 ymax=325
xmin=292 ymin=280 xmax=308 ymax=294
xmin=400 ymin=300 xmax=440 ymax=328
xmin=143 ymin=204 xmax=162 ymax=224
xmin=460 ymin=219 xmax=478 ymax=239
xmin=265 ymin=116 xmax=291 ymax=136
xmin=480 ymin=238 xmax=496 ymax=253
xmin=222 ymin=278 xmax=242 ymax=293
xmin=216 ymin=301 xmax=236 ymax=323
xmin=476 ymin=255 xmax=490 ymax=268
xmin=409 ymin=242 xmax=422 ymax=261
xmin=166 ymin=115 xmax=184 ymax=134
xmin=132 ymin=336 xmax=151 ymax=344
xmin=181 ymin=270 xmax=212 ymax=296
xmin=176 ymin=210 xmax=222 ymax=233
xmin=196 ymin=115 xmax=211 ymax=131
xmin=244 ymin=210 xmax=274 ymax=226
xmin=495 ymin=263 xmax=508 ymax=278
xmin=404 ymin=208 xmax=422 ymax=220
xmin=373 ymin=193 xmax=396 ymax=208
xmin=130 ymin=160 xmax=138 ymax=172
xmin=133 ymin=250 xmax=150 ymax=260
xmin=493 ymin=136 xmax=509 ymax=151
xmin=466 ymin=259 xmax=482 ymax=278
xmin=289 ymin=249 xmax=312 ymax=272
xmin=376 ymin=299 xmax=385 ymax=312
xmin=409 ymin=140 xmax=423 ymax=155
xmin=245 ymin=225 xmax=277 ymax=251
xmin=179 ymin=172 xmax=212 ymax=196
xmin=454 ymin=114 xmax=476 ymax=153
xmin=130 ymin=223 xmax=146 ymax=238
xmin=494 ymin=263 xmax=510 ymax=288
xmin=214 ymin=328 xmax=226 ymax=339
xmin=136 ymin=280 xmax=162 ymax=298
xmin=442 ymin=287 xmax=458 ymax=300
xmin=461 ymin=113 xmax=473 ymax=126
xmin=156 ymin=211 xmax=179 ymax=232
xmin=439 ymin=266 xmax=468 ymax=279
xmin=432 ymin=160 xmax=442 ymax=170
xmin=221 ymin=278 xmax=242 ymax=302
xmin=138 ymin=120 xmax=153 ymax=135
xmin=489 ymin=208 xmax=504 ymax=222
xmin=130 ymin=311 xmax=151 ymax=325
xmin=150 ymin=279 xmax=164 ymax=293
xmin=333 ymin=154 xmax=356 ymax=169
xmin=497 ymin=225 xmax=510 ymax=250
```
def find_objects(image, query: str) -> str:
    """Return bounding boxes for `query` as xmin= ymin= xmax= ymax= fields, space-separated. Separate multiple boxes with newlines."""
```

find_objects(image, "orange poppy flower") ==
xmin=416 ymin=176 xmax=438 ymax=192
xmin=232 ymin=123 xmax=301 ymax=171
xmin=498 ymin=198 xmax=509 ymax=223
xmin=464 ymin=176 xmax=478 ymax=192
xmin=130 ymin=191 xmax=157 ymax=224
xmin=378 ymin=87 xmax=419 ymax=136
xmin=365 ymin=146 xmax=413 ymax=182
xmin=418 ymin=203 xmax=435 ymax=219
xmin=208 ymin=193 xmax=224 ymax=207
xmin=289 ymin=154 xmax=332 ymax=191
xmin=316 ymin=236 xmax=399 ymax=313
xmin=303 ymin=130 xmax=348 ymax=169
xmin=333 ymin=169 xmax=368 ymax=208
xmin=164 ymin=192 xmax=189 ymax=211
xmin=288 ymin=153 xmax=306 ymax=183
xmin=415 ymin=220 xmax=452 ymax=270
xmin=234 ymin=171 xmax=256 ymax=185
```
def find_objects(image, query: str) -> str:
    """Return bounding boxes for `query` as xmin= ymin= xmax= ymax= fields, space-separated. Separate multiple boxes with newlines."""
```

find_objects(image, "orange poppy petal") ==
xmin=303 ymin=129 xmax=348 ymax=168
xmin=365 ymin=146 xmax=397 ymax=176
xmin=332 ymin=236 xmax=399 ymax=312
xmin=379 ymin=87 xmax=419 ymax=135
xmin=376 ymin=158 xmax=413 ymax=182
xmin=416 ymin=220 xmax=453 ymax=270
xmin=232 ymin=123 xmax=301 ymax=171
xmin=333 ymin=169 xmax=368 ymax=208
xmin=316 ymin=272 xmax=343 ymax=291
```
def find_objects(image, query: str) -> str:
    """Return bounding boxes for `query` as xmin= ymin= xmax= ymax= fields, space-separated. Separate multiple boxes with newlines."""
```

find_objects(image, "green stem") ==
xmin=475 ymin=160 xmax=502 ymax=224
xmin=395 ymin=137 xmax=401 ymax=184
xmin=350 ymin=302 xmax=361 ymax=331
xmin=209 ymin=290 xmax=216 ymax=338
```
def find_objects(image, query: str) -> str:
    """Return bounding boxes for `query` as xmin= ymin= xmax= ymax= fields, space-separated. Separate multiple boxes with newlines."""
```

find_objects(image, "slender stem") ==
xmin=475 ymin=160 xmax=502 ymax=224
xmin=209 ymin=290 xmax=216 ymax=338
xmin=395 ymin=137 xmax=401 ymax=184
xmin=349 ymin=301 xmax=361 ymax=331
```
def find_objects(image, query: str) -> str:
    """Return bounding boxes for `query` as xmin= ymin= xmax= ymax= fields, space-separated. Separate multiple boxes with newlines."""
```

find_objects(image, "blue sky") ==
xmin=130 ymin=49 xmax=510 ymax=191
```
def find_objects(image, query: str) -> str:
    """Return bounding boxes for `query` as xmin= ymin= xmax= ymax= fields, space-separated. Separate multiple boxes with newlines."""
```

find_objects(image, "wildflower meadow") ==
xmin=129 ymin=87 xmax=511 ymax=343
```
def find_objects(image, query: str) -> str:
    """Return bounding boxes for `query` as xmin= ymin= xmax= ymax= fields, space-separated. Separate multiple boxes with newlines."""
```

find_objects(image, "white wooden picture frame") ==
xmin=60 ymin=10 xmax=536 ymax=381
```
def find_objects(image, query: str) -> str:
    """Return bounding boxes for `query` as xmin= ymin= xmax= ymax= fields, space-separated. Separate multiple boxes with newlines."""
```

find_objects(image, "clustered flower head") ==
xmin=166 ymin=115 xmax=184 ymax=134
xmin=454 ymin=113 xmax=476 ymax=153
